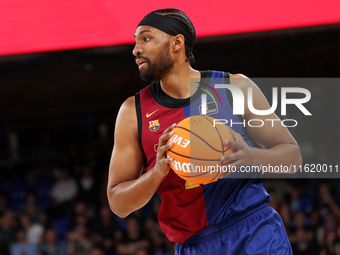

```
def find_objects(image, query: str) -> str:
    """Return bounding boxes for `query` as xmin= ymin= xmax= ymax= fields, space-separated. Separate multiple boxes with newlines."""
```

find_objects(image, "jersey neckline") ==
xmin=149 ymin=70 xmax=212 ymax=108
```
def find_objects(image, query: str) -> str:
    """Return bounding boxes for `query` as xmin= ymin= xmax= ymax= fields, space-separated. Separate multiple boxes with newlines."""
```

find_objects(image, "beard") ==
xmin=138 ymin=42 xmax=174 ymax=82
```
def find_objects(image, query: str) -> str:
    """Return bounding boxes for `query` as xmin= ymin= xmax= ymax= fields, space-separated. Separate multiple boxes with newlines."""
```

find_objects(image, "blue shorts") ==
xmin=175 ymin=203 xmax=292 ymax=255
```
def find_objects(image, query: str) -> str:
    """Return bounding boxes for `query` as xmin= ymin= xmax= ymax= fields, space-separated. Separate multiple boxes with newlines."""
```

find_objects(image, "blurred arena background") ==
xmin=0 ymin=1 xmax=340 ymax=255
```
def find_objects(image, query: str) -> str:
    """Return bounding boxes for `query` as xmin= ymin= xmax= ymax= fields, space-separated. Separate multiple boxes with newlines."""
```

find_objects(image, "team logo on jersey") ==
xmin=149 ymin=120 xmax=160 ymax=132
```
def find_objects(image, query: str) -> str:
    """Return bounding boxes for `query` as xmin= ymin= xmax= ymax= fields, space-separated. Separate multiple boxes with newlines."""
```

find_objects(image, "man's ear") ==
xmin=173 ymin=34 xmax=185 ymax=52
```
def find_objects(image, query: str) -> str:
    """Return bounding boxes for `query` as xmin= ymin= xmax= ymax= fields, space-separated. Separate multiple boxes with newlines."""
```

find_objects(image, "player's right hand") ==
xmin=153 ymin=123 xmax=176 ymax=179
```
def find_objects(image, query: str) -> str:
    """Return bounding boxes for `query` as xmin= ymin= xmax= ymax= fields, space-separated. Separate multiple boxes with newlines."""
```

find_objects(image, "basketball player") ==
xmin=107 ymin=8 xmax=302 ymax=255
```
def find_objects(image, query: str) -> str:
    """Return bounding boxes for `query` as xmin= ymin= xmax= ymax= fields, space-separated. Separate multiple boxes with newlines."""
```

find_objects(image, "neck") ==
xmin=159 ymin=61 xmax=200 ymax=99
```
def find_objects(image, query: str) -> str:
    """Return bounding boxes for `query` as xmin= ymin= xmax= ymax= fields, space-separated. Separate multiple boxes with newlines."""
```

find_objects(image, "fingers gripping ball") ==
xmin=166 ymin=115 xmax=234 ymax=184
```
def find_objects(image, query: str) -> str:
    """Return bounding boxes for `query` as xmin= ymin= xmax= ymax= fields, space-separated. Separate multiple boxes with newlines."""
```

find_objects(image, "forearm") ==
xmin=250 ymin=143 xmax=302 ymax=172
xmin=107 ymin=167 xmax=164 ymax=218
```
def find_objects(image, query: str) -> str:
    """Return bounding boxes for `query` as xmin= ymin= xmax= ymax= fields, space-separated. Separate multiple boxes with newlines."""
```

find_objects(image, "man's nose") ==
xmin=132 ymin=42 xmax=143 ymax=56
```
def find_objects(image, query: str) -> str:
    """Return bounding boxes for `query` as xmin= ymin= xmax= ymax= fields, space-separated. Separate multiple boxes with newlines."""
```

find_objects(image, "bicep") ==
xmin=108 ymin=97 xmax=144 ymax=189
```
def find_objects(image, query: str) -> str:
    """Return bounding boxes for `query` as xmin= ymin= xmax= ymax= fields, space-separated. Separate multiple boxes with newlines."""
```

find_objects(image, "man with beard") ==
xmin=107 ymin=8 xmax=302 ymax=255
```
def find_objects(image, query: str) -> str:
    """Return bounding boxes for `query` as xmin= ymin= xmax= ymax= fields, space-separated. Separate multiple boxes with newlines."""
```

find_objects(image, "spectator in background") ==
xmin=38 ymin=229 xmax=66 ymax=255
xmin=66 ymin=224 xmax=93 ymax=255
xmin=77 ymin=165 xmax=99 ymax=209
xmin=318 ymin=182 xmax=340 ymax=223
xmin=22 ymin=193 xmax=47 ymax=226
xmin=268 ymin=188 xmax=290 ymax=227
xmin=317 ymin=212 xmax=340 ymax=255
xmin=117 ymin=216 xmax=148 ymax=255
xmin=10 ymin=230 xmax=37 ymax=255
xmin=289 ymin=211 xmax=315 ymax=234
xmin=19 ymin=213 xmax=44 ymax=245
xmin=290 ymin=185 xmax=315 ymax=215
xmin=51 ymin=169 xmax=78 ymax=204
xmin=291 ymin=227 xmax=319 ymax=255
xmin=50 ymin=168 xmax=78 ymax=216
xmin=92 ymin=205 xmax=121 ymax=254
xmin=289 ymin=211 xmax=317 ymax=254
xmin=0 ymin=210 xmax=17 ymax=248
xmin=68 ymin=201 xmax=92 ymax=231
xmin=145 ymin=197 xmax=172 ymax=255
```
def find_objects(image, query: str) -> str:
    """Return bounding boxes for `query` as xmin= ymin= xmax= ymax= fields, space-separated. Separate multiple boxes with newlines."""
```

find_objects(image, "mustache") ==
xmin=135 ymin=56 xmax=150 ymax=62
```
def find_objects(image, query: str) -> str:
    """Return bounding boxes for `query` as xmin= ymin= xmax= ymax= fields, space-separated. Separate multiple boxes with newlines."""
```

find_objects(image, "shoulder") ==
xmin=229 ymin=73 xmax=269 ymax=119
xmin=117 ymin=96 xmax=137 ymax=128
xmin=116 ymin=83 xmax=154 ymax=137
xmin=121 ymin=96 xmax=136 ymax=110
xmin=230 ymin=73 xmax=259 ymax=93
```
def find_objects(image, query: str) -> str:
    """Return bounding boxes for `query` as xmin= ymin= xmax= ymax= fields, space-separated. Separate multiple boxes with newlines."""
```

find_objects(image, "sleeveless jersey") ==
xmin=135 ymin=70 xmax=270 ymax=243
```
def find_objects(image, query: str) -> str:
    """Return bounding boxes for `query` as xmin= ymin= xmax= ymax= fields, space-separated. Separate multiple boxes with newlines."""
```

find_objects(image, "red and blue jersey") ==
xmin=135 ymin=70 xmax=270 ymax=243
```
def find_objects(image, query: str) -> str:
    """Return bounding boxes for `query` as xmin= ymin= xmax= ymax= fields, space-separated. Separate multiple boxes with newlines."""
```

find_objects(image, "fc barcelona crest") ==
xmin=149 ymin=120 xmax=160 ymax=132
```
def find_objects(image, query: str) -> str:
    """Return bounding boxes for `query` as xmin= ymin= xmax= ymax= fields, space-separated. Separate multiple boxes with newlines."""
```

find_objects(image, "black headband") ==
xmin=138 ymin=13 xmax=195 ymax=46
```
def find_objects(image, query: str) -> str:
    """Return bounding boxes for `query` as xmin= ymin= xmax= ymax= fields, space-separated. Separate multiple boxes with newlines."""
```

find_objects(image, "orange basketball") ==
xmin=167 ymin=115 xmax=235 ymax=184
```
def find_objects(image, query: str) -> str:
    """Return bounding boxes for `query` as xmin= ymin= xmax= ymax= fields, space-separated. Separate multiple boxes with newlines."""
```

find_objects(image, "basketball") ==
xmin=167 ymin=115 xmax=235 ymax=184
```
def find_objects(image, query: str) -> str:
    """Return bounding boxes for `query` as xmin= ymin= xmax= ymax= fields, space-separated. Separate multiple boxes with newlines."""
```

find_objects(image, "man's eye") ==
xmin=143 ymin=37 xmax=150 ymax=42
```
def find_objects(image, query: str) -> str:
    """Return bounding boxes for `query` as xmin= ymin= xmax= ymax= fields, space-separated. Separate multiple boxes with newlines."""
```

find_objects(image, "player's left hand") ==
xmin=220 ymin=127 xmax=255 ymax=169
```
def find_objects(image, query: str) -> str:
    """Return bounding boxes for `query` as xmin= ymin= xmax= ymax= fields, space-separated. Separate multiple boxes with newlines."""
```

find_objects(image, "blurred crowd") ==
xmin=266 ymin=179 xmax=340 ymax=255
xmin=0 ymin=108 xmax=339 ymax=255
xmin=0 ymin=131 xmax=173 ymax=255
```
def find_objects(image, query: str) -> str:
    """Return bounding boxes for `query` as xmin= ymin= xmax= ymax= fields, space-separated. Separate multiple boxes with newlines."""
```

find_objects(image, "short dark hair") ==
xmin=151 ymin=8 xmax=196 ymax=65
